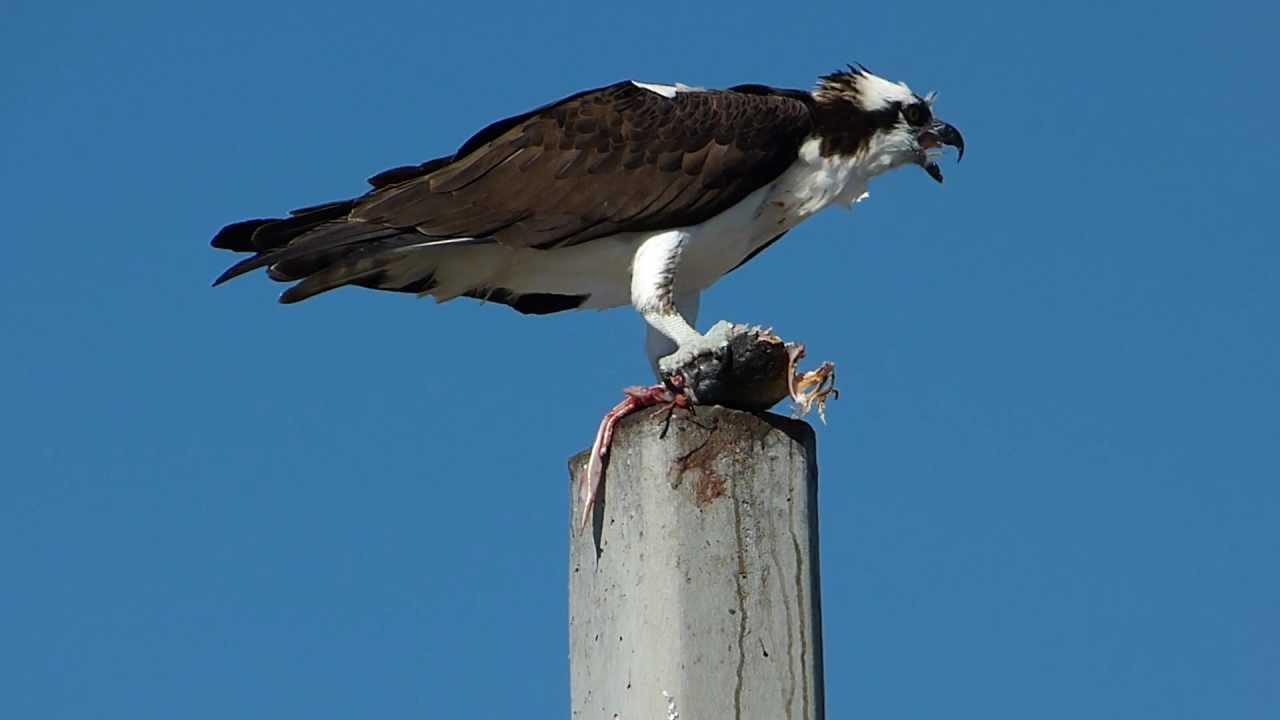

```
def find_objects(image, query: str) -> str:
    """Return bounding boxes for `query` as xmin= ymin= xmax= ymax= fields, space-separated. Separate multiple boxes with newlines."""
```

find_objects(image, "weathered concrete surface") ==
xmin=569 ymin=406 xmax=824 ymax=720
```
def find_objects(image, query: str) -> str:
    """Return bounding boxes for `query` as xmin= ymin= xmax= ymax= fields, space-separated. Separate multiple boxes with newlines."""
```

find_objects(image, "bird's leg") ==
xmin=644 ymin=309 xmax=705 ymax=378
xmin=632 ymin=229 xmax=702 ymax=371
xmin=645 ymin=293 xmax=702 ymax=380
xmin=629 ymin=230 xmax=743 ymax=383
xmin=577 ymin=236 xmax=703 ymax=531
xmin=642 ymin=300 xmax=735 ymax=386
xmin=654 ymin=320 xmax=744 ymax=381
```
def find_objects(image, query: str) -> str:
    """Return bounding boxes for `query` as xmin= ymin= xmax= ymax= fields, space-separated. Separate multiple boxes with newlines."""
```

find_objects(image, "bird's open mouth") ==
xmin=918 ymin=121 xmax=965 ymax=183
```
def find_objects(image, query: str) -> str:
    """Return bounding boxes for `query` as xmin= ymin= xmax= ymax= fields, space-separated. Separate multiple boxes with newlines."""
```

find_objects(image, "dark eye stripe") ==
xmin=902 ymin=102 xmax=931 ymax=126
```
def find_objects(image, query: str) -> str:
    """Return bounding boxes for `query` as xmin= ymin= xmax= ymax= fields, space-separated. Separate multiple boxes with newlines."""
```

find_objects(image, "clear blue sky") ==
xmin=2 ymin=1 xmax=1276 ymax=717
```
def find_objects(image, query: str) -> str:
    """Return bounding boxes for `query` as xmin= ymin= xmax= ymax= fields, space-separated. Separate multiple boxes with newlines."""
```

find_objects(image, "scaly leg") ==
xmin=645 ymin=291 xmax=701 ymax=379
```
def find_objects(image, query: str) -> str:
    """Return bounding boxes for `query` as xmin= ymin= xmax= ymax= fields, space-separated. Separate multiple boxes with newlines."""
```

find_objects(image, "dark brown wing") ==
xmin=350 ymin=81 xmax=815 ymax=249
xmin=210 ymin=81 xmax=816 ymax=298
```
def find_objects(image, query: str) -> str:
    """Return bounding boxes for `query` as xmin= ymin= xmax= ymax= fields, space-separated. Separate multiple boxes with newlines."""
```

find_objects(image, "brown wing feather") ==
xmin=351 ymin=81 xmax=814 ymax=249
xmin=211 ymin=81 xmax=816 ymax=302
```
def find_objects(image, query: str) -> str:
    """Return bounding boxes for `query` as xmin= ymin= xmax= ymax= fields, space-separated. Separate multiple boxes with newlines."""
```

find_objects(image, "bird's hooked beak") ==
xmin=918 ymin=120 xmax=965 ymax=184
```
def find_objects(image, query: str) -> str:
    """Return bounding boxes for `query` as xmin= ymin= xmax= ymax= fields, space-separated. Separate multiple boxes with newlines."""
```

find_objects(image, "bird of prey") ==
xmin=212 ymin=65 xmax=963 ymax=376
xmin=212 ymin=66 xmax=964 ymax=521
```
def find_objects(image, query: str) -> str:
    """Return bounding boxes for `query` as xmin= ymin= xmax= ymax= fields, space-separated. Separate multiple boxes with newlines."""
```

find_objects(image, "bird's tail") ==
xmin=210 ymin=200 xmax=447 ymax=303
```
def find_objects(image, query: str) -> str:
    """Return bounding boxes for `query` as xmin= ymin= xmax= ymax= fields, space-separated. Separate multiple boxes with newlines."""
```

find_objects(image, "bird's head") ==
xmin=812 ymin=65 xmax=964 ymax=183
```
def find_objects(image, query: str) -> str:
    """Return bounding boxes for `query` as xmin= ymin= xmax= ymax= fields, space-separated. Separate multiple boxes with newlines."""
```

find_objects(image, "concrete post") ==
xmin=569 ymin=405 xmax=824 ymax=720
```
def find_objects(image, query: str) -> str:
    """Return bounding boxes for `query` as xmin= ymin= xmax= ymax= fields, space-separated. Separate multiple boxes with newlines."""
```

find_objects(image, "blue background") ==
xmin=3 ymin=1 xmax=1276 ymax=717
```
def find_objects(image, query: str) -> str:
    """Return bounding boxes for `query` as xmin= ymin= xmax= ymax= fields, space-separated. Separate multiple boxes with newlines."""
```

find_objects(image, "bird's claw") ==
xmin=657 ymin=321 xmax=741 ymax=380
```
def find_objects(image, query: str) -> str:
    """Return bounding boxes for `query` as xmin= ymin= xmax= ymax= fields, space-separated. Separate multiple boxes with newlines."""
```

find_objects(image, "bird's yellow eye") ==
xmin=903 ymin=103 xmax=930 ymax=126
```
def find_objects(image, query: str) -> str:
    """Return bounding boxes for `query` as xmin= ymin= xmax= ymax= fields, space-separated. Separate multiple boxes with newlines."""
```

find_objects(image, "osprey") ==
xmin=212 ymin=66 xmax=963 ymax=375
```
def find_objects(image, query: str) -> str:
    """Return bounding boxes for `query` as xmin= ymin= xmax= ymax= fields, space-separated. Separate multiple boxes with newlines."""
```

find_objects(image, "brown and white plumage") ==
xmin=211 ymin=67 xmax=964 ymax=372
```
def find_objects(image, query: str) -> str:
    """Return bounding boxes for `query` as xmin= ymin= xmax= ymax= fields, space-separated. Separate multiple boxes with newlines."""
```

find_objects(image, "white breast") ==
xmin=675 ymin=137 xmax=870 ymax=290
